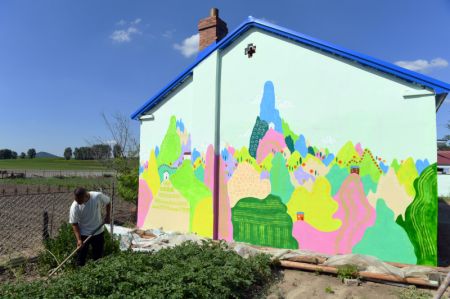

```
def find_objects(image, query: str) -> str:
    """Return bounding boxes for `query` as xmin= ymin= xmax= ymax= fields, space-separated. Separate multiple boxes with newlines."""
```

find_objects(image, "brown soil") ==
xmin=267 ymin=269 xmax=440 ymax=299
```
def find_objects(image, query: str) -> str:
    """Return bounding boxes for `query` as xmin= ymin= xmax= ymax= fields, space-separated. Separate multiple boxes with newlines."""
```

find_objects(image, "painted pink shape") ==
xmin=292 ymin=221 xmax=340 ymax=254
xmin=204 ymin=144 xmax=215 ymax=192
xmin=218 ymin=156 xmax=233 ymax=242
xmin=137 ymin=179 xmax=153 ymax=228
xmin=227 ymin=146 xmax=235 ymax=156
xmin=256 ymin=129 xmax=287 ymax=163
xmin=355 ymin=143 xmax=363 ymax=157
xmin=292 ymin=174 xmax=376 ymax=255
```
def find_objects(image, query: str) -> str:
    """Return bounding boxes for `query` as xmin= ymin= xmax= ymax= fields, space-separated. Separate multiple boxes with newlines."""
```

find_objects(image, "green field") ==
xmin=0 ymin=176 xmax=115 ymax=188
xmin=0 ymin=158 xmax=108 ymax=170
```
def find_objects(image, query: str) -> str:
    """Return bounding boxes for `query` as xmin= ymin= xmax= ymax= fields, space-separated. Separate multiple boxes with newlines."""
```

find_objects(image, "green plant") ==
xmin=4 ymin=257 xmax=28 ymax=281
xmin=398 ymin=286 xmax=431 ymax=299
xmin=37 ymin=222 xmax=120 ymax=274
xmin=117 ymin=167 xmax=138 ymax=203
xmin=0 ymin=176 xmax=114 ymax=188
xmin=1 ymin=241 xmax=278 ymax=298
xmin=337 ymin=264 xmax=359 ymax=280
xmin=324 ymin=286 xmax=334 ymax=294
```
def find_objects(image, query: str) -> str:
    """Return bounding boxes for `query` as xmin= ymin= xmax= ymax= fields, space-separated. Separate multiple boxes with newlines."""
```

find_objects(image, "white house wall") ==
xmin=217 ymin=28 xmax=438 ymax=265
xmin=137 ymin=52 xmax=218 ymax=235
xmin=137 ymin=27 xmax=439 ymax=266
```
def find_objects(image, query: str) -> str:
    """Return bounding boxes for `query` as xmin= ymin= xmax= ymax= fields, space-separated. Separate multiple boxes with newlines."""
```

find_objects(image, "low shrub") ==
xmin=1 ymin=241 xmax=278 ymax=299
xmin=37 ymin=222 xmax=120 ymax=274
xmin=336 ymin=264 xmax=359 ymax=280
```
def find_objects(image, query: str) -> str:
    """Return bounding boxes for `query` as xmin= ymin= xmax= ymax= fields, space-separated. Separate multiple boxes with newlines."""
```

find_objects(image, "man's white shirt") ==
xmin=69 ymin=191 xmax=110 ymax=236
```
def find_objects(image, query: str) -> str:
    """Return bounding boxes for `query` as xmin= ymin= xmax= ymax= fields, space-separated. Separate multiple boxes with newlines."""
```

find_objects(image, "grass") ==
xmin=0 ymin=158 xmax=108 ymax=171
xmin=336 ymin=265 xmax=359 ymax=280
xmin=0 ymin=176 xmax=115 ymax=188
xmin=398 ymin=286 xmax=431 ymax=299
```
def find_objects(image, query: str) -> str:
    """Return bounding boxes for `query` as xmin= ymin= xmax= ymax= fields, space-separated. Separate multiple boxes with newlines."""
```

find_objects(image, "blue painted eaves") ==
xmin=131 ymin=16 xmax=450 ymax=120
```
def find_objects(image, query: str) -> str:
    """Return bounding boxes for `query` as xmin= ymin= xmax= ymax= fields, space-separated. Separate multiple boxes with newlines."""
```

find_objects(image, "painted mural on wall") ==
xmin=138 ymin=80 xmax=437 ymax=265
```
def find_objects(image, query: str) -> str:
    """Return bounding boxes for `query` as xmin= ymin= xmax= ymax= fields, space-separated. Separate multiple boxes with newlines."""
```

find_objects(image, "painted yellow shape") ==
xmin=303 ymin=154 xmax=330 ymax=177
xmin=336 ymin=141 xmax=359 ymax=165
xmin=191 ymin=197 xmax=213 ymax=238
xmin=396 ymin=157 xmax=418 ymax=197
xmin=177 ymin=127 xmax=189 ymax=146
xmin=227 ymin=162 xmax=271 ymax=207
xmin=142 ymin=180 xmax=190 ymax=232
xmin=260 ymin=152 xmax=273 ymax=172
xmin=142 ymin=149 xmax=160 ymax=196
xmin=367 ymin=168 xmax=413 ymax=218
xmin=287 ymin=177 xmax=341 ymax=232
xmin=287 ymin=151 xmax=301 ymax=170
xmin=234 ymin=147 xmax=259 ymax=171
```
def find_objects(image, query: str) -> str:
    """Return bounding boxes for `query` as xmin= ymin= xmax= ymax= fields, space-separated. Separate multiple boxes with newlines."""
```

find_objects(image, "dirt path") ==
xmin=267 ymin=269 xmax=441 ymax=299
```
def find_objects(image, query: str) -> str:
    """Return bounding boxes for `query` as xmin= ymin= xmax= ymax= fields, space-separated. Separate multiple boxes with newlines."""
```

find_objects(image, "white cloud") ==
xmin=173 ymin=33 xmax=199 ymax=58
xmin=111 ymin=18 xmax=143 ymax=43
xmin=110 ymin=26 xmax=140 ymax=43
xmin=162 ymin=29 xmax=176 ymax=39
xmin=394 ymin=57 xmax=448 ymax=73
xmin=132 ymin=18 xmax=141 ymax=24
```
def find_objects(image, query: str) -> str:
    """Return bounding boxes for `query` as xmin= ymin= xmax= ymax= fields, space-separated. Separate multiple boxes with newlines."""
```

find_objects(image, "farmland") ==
xmin=0 ymin=176 xmax=114 ymax=189
xmin=0 ymin=158 xmax=107 ymax=171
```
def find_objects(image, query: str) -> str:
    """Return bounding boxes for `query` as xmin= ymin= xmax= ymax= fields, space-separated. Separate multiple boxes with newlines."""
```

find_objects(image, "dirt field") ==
xmin=267 ymin=269 xmax=441 ymax=299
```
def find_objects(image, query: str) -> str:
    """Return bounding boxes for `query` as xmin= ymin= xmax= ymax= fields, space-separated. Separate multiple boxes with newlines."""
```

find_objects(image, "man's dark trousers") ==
xmin=76 ymin=232 xmax=104 ymax=266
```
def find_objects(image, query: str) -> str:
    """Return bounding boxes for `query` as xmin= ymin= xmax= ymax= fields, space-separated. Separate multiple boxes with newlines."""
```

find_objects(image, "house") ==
xmin=132 ymin=8 xmax=450 ymax=266
xmin=438 ymin=151 xmax=450 ymax=174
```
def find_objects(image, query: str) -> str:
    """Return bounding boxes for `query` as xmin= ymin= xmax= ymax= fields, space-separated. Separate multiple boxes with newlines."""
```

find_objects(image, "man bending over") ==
xmin=69 ymin=187 xmax=111 ymax=266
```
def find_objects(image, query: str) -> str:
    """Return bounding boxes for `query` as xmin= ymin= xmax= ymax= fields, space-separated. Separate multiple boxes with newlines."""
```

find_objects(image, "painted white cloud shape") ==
xmin=173 ymin=33 xmax=199 ymax=58
xmin=394 ymin=57 xmax=448 ymax=73
xmin=110 ymin=18 xmax=142 ymax=43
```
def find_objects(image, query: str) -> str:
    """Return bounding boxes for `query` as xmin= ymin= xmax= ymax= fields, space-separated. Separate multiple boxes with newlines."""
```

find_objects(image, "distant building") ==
xmin=438 ymin=151 xmax=450 ymax=174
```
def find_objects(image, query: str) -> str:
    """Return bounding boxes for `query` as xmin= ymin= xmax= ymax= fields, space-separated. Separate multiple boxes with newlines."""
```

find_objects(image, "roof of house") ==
xmin=438 ymin=151 xmax=450 ymax=166
xmin=131 ymin=17 xmax=450 ymax=120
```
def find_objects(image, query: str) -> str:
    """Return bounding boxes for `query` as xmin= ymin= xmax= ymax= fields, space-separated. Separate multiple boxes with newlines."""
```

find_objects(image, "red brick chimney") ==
xmin=198 ymin=8 xmax=228 ymax=51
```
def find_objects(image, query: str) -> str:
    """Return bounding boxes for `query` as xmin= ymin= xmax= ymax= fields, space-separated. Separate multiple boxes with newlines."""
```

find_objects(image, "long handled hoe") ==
xmin=47 ymin=222 xmax=105 ymax=278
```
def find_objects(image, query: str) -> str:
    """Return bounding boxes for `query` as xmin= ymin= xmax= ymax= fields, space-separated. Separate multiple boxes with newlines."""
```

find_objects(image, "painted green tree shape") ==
xmin=232 ymin=194 xmax=298 ymax=249
xmin=170 ymin=160 xmax=212 ymax=232
xmin=249 ymin=116 xmax=269 ymax=158
xmin=352 ymin=199 xmax=416 ymax=264
xmin=270 ymin=153 xmax=294 ymax=204
xmin=157 ymin=116 xmax=181 ymax=166
xmin=396 ymin=163 xmax=437 ymax=266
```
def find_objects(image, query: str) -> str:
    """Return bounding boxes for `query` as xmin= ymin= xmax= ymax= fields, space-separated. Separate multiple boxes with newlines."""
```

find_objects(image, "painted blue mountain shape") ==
xmin=259 ymin=81 xmax=283 ymax=133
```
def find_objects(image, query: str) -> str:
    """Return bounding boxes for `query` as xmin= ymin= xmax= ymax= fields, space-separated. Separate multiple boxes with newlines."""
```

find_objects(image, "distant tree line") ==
xmin=0 ymin=148 xmax=36 ymax=159
xmin=67 ymin=144 xmax=119 ymax=160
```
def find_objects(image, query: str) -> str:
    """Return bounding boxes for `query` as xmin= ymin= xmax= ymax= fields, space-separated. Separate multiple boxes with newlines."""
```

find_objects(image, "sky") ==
xmin=1 ymin=0 xmax=450 ymax=156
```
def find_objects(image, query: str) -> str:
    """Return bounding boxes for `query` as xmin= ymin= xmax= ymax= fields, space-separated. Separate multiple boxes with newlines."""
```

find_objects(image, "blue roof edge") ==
xmin=131 ymin=16 xmax=450 ymax=120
